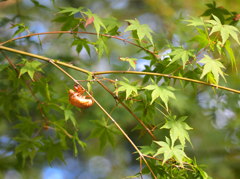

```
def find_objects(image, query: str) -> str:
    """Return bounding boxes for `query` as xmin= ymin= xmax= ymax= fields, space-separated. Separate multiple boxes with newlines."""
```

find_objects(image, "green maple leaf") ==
xmin=117 ymin=78 xmax=139 ymax=99
xmin=64 ymin=108 xmax=76 ymax=126
xmin=84 ymin=10 xmax=106 ymax=36
xmin=11 ymin=23 xmax=29 ymax=38
xmin=119 ymin=57 xmax=137 ymax=69
xmin=144 ymin=83 xmax=175 ymax=110
xmin=102 ymin=17 xmax=121 ymax=33
xmin=95 ymin=37 xmax=108 ymax=59
xmin=224 ymin=40 xmax=237 ymax=70
xmin=199 ymin=55 xmax=226 ymax=84
xmin=72 ymin=38 xmax=91 ymax=56
xmin=14 ymin=135 xmax=42 ymax=165
xmin=41 ymin=139 xmax=65 ymax=163
xmin=161 ymin=116 xmax=192 ymax=148
xmin=125 ymin=19 xmax=154 ymax=45
xmin=73 ymin=132 xmax=86 ymax=156
xmin=207 ymin=14 xmax=240 ymax=45
xmin=139 ymin=144 xmax=156 ymax=156
xmin=167 ymin=48 xmax=195 ymax=69
xmin=185 ymin=16 xmax=205 ymax=27
xmin=154 ymin=137 xmax=188 ymax=167
xmin=58 ymin=7 xmax=84 ymax=16
xmin=90 ymin=118 xmax=119 ymax=149
xmin=18 ymin=59 xmax=42 ymax=81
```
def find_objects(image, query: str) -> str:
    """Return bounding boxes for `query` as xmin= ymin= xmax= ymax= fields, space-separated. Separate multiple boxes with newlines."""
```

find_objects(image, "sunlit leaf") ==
xmin=125 ymin=19 xmax=154 ymax=45
xmin=154 ymin=137 xmax=188 ymax=167
xmin=144 ymin=83 xmax=175 ymax=110
xmin=207 ymin=15 xmax=240 ymax=45
xmin=84 ymin=10 xmax=106 ymax=36
xmin=167 ymin=47 xmax=195 ymax=69
xmin=117 ymin=78 xmax=139 ymax=99
xmin=185 ymin=17 xmax=205 ymax=27
xmin=58 ymin=7 xmax=84 ymax=16
xmin=199 ymin=55 xmax=226 ymax=84
xmin=161 ymin=116 xmax=193 ymax=148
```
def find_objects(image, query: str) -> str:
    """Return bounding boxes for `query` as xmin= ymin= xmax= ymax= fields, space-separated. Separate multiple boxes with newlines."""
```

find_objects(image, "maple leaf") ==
xmin=144 ymin=83 xmax=175 ymax=110
xmin=199 ymin=55 xmax=226 ymax=84
xmin=206 ymin=14 xmax=240 ymax=45
xmin=154 ymin=137 xmax=188 ymax=167
xmin=102 ymin=17 xmax=121 ymax=33
xmin=95 ymin=37 xmax=108 ymax=59
xmin=18 ymin=59 xmax=42 ymax=81
xmin=117 ymin=78 xmax=138 ymax=99
xmin=58 ymin=7 xmax=84 ymax=16
xmin=161 ymin=116 xmax=192 ymax=148
xmin=167 ymin=48 xmax=195 ymax=69
xmin=64 ymin=108 xmax=76 ymax=126
xmin=72 ymin=37 xmax=91 ymax=56
xmin=90 ymin=118 xmax=119 ymax=149
xmin=185 ymin=16 xmax=205 ymax=27
xmin=84 ymin=10 xmax=106 ymax=36
xmin=11 ymin=23 xmax=29 ymax=38
xmin=125 ymin=19 xmax=154 ymax=45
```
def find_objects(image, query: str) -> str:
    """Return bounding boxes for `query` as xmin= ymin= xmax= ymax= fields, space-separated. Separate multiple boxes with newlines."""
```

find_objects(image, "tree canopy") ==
xmin=0 ymin=0 xmax=240 ymax=178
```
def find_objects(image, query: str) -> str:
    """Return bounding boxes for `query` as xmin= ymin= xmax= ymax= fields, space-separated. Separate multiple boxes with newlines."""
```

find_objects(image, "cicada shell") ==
xmin=68 ymin=85 xmax=94 ymax=108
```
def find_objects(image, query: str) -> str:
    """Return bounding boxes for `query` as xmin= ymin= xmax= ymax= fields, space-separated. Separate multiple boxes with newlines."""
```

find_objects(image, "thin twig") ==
xmin=0 ymin=31 xmax=158 ymax=57
xmin=93 ymin=70 xmax=240 ymax=94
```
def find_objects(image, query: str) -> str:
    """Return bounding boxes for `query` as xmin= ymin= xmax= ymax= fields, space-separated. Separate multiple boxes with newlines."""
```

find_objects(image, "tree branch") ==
xmin=1 ymin=45 xmax=239 ymax=94
xmin=0 ymin=31 xmax=158 ymax=57
xmin=93 ymin=71 xmax=240 ymax=94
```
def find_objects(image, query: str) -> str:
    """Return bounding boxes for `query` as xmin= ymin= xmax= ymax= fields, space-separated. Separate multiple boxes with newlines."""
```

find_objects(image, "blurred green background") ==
xmin=0 ymin=0 xmax=240 ymax=178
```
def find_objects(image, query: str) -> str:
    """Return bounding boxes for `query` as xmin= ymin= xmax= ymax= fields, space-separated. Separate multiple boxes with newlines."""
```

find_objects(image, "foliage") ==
xmin=0 ymin=1 xmax=240 ymax=178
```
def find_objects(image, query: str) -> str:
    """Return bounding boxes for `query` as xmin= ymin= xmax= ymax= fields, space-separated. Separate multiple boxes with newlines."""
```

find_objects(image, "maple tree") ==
xmin=0 ymin=1 xmax=240 ymax=178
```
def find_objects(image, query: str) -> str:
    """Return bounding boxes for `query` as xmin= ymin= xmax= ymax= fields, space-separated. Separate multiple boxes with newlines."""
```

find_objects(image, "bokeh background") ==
xmin=0 ymin=0 xmax=240 ymax=178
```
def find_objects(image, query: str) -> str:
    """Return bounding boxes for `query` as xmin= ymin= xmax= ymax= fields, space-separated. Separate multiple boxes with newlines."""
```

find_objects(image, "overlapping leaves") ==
xmin=167 ymin=47 xmax=195 ymax=69
xmin=116 ymin=78 xmax=139 ymax=99
xmin=154 ymin=137 xmax=188 ymax=167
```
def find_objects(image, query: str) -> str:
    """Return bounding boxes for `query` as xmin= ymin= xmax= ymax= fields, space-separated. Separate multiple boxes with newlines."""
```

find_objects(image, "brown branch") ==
xmin=93 ymin=70 xmax=240 ymax=94
xmin=1 ymin=45 xmax=239 ymax=95
xmin=0 ymin=31 xmax=158 ymax=57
